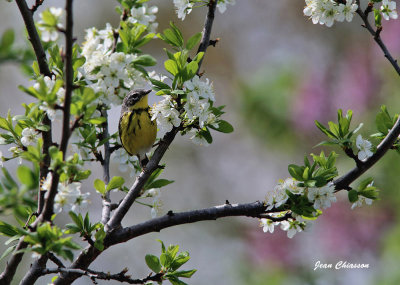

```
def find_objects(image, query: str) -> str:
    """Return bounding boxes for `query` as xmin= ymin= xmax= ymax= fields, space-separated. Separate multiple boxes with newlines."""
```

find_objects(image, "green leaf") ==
xmin=163 ymin=29 xmax=182 ymax=47
xmin=158 ymin=239 xmax=166 ymax=253
xmin=288 ymin=164 xmax=304 ymax=181
xmin=145 ymin=254 xmax=162 ymax=273
xmin=183 ymin=61 xmax=198 ymax=81
xmin=0 ymin=29 xmax=14 ymax=52
xmin=149 ymin=78 xmax=171 ymax=90
xmin=348 ymin=190 xmax=359 ymax=203
xmin=88 ymin=117 xmax=107 ymax=125
xmin=133 ymin=54 xmax=157 ymax=66
xmin=94 ymin=179 xmax=106 ymax=195
xmin=0 ymin=117 xmax=10 ymax=131
xmin=0 ymin=222 xmax=20 ymax=237
xmin=374 ymin=9 xmax=382 ymax=26
xmin=147 ymin=179 xmax=174 ymax=189
xmin=170 ymin=22 xmax=184 ymax=47
xmin=17 ymin=165 xmax=37 ymax=190
xmin=0 ymin=245 xmax=16 ymax=261
xmin=186 ymin=32 xmax=202 ymax=50
xmin=172 ymin=269 xmax=197 ymax=278
xmin=94 ymin=226 xmax=106 ymax=251
xmin=165 ymin=59 xmax=179 ymax=76
xmin=315 ymin=120 xmax=336 ymax=139
xmin=167 ymin=276 xmax=188 ymax=285
xmin=68 ymin=212 xmax=83 ymax=229
xmin=210 ymin=120 xmax=234 ymax=133
xmin=106 ymin=176 xmax=125 ymax=191
xmin=358 ymin=177 xmax=374 ymax=191
xmin=170 ymin=251 xmax=190 ymax=271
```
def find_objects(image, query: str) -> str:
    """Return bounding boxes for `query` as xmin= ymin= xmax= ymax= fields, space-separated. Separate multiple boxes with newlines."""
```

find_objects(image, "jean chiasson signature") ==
xmin=314 ymin=260 xmax=370 ymax=270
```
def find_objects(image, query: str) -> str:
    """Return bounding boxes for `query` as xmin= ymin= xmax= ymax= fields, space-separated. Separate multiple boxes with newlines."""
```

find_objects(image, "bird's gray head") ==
xmin=122 ymin=89 xmax=152 ymax=108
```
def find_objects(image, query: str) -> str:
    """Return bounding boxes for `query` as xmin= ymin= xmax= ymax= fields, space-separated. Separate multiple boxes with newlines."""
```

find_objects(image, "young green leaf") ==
xmin=186 ymin=32 xmax=202 ymax=50
xmin=145 ymin=254 xmax=162 ymax=273
xmin=106 ymin=176 xmax=125 ymax=191
xmin=94 ymin=179 xmax=106 ymax=195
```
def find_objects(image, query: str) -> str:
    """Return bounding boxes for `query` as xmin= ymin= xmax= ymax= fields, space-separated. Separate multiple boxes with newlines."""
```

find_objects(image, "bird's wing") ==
xmin=118 ymin=111 xmax=133 ymax=156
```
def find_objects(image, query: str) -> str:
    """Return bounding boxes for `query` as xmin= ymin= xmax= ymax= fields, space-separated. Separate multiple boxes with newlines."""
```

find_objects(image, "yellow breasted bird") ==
xmin=119 ymin=89 xmax=157 ymax=167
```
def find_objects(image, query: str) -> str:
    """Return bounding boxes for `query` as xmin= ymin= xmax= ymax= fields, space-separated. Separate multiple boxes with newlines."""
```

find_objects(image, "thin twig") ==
xmin=47 ymin=252 xmax=66 ymax=268
xmin=356 ymin=7 xmax=400 ymax=76
xmin=42 ymin=267 xmax=163 ymax=284
xmin=101 ymin=108 xmax=112 ymax=225
xmin=0 ymin=0 xmax=53 ymax=282
xmin=196 ymin=0 xmax=218 ymax=74
xmin=30 ymin=0 xmax=44 ymax=14
xmin=41 ymin=0 xmax=75 ymax=222
xmin=334 ymin=116 xmax=400 ymax=190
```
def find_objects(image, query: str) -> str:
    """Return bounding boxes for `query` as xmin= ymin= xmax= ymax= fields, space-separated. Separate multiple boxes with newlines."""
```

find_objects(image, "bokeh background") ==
xmin=1 ymin=0 xmax=400 ymax=284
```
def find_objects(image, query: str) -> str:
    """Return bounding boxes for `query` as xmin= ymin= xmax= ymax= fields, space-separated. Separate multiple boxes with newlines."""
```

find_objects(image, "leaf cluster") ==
xmin=145 ymin=240 xmax=196 ymax=285
xmin=288 ymin=151 xmax=338 ymax=188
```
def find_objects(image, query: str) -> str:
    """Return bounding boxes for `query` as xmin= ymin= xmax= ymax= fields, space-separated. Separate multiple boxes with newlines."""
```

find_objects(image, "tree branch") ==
xmin=108 ymin=202 xmax=268 ymax=244
xmin=0 ymin=1 xmax=54 ymax=282
xmin=19 ymin=254 xmax=48 ymax=285
xmin=105 ymin=127 xmax=180 ymax=232
xmin=196 ymin=0 xmax=218 ymax=73
xmin=42 ymin=267 xmax=163 ymax=284
xmin=334 ymin=115 xmax=400 ymax=190
xmin=101 ymin=108 xmax=112 ymax=225
xmin=41 ymin=0 xmax=75 ymax=222
xmin=356 ymin=7 xmax=400 ymax=76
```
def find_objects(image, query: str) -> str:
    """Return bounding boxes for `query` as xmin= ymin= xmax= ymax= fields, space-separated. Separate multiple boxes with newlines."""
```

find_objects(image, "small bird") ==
xmin=119 ymin=89 xmax=157 ymax=167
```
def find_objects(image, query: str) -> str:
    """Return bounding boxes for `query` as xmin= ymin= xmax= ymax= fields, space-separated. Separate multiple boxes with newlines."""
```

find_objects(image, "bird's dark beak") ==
xmin=144 ymin=89 xmax=152 ymax=95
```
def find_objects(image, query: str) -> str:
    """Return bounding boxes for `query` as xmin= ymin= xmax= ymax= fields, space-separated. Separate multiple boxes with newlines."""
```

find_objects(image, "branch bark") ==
xmin=0 ymin=1 xmax=53 ymax=282
xmin=108 ymin=202 xmax=267 ymax=244
xmin=196 ymin=0 xmax=218 ymax=73
xmin=41 ymin=0 xmax=74 ymax=222
xmin=356 ymin=7 xmax=400 ymax=76
xmin=42 ymin=267 xmax=163 ymax=284
xmin=101 ymin=108 xmax=112 ymax=225
xmin=105 ymin=127 xmax=180 ymax=232
xmin=334 ymin=116 xmax=400 ymax=190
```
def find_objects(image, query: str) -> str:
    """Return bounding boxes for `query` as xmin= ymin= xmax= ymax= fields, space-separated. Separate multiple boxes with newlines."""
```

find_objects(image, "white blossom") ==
xmin=187 ymin=129 xmax=209 ymax=146
xmin=259 ymin=214 xmax=283 ymax=234
xmin=307 ymin=183 xmax=337 ymax=210
xmin=381 ymin=0 xmax=398 ymax=20
xmin=21 ymin=128 xmax=39 ymax=147
xmin=336 ymin=0 xmax=358 ymax=22
xmin=351 ymin=195 xmax=373 ymax=209
xmin=150 ymin=189 xmax=162 ymax=218
xmin=148 ymin=71 xmax=168 ymax=83
xmin=303 ymin=0 xmax=358 ymax=27
xmin=184 ymin=75 xmax=215 ymax=101
xmin=128 ymin=5 xmax=158 ymax=32
xmin=54 ymin=182 xmax=90 ymax=213
xmin=80 ymin=25 xmax=147 ymax=106
xmin=112 ymin=145 xmax=139 ymax=178
xmin=151 ymin=96 xmax=181 ymax=136
xmin=280 ymin=219 xmax=305 ymax=238
xmin=265 ymin=178 xmax=302 ymax=211
xmin=217 ymin=0 xmax=236 ymax=13
xmin=38 ymin=7 xmax=64 ymax=42
xmin=356 ymin=134 xmax=373 ymax=161
xmin=41 ymin=172 xmax=53 ymax=191
xmin=173 ymin=0 xmax=193 ymax=20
